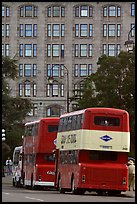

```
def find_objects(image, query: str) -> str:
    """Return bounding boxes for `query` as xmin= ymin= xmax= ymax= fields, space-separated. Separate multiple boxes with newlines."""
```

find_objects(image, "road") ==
xmin=2 ymin=175 xmax=135 ymax=202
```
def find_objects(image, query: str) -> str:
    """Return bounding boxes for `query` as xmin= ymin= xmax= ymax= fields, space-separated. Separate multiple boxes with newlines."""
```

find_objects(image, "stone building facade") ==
xmin=2 ymin=2 xmax=135 ymax=122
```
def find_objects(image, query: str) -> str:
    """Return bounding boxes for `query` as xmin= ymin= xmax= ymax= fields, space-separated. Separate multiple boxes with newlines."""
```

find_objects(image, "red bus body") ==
xmin=55 ymin=108 xmax=130 ymax=195
xmin=22 ymin=117 xmax=59 ymax=189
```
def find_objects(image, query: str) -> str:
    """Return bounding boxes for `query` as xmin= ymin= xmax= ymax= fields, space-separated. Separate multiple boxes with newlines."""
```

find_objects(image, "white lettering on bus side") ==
xmin=61 ymin=134 xmax=76 ymax=144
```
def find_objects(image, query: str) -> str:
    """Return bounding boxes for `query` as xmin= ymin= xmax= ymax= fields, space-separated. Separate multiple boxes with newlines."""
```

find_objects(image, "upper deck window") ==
xmin=94 ymin=116 xmax=120 ymax=126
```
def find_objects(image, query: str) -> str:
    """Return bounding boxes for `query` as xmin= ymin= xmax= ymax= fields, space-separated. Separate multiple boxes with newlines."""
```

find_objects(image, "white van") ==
xmin=12 ymin=146 xmax=23 ymax=187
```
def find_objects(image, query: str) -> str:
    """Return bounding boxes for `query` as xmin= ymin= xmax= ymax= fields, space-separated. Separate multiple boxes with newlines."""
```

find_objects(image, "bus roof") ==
xmin=60 ymin=107 xmax=128 ymax=118
xmin=25 ymin=117 xmax=59 ymax=126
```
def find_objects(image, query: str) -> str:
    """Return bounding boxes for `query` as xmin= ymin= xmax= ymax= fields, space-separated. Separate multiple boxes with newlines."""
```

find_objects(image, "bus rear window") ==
xmin=48 ymin=125 xmax=58 ymax=132
xmin=89 ymin=150 xmax=118 ymax=161
xmin=94 ymin=116 xmax=120 ymax=126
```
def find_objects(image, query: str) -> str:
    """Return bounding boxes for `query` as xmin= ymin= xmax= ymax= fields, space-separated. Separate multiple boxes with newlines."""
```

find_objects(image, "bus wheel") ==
xmin=108 ymin=190 xmax=121 ymax=196
xmin=58 ymin=177 xmax=65 ymax=194
xmin=96 ymin=190 xmax=106 ymax=196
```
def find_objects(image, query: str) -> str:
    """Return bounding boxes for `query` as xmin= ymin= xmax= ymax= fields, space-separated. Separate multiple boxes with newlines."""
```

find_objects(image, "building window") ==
xmin=52 ymin=84 xmax=59 ymax=96
xmin=88 ymin=64 xmax=92 ymax=75
xmin=117 ymin=6 xmax=121 ymax=17
xmin=75 ymin=6 xmax=79 ymax=17
xmin=109 ymin=6 xmax=116 ymax=17
xmin=24 ymin=82 xmax=31 ymax=96
xmin=108 ymin=44 xmax=115 ymax=56
xmin=75 ymin=44 xmax=79 ymax=57
xmin=75 ymin=5 xmax=93 ymax=17
xmin=20 ymin=24 xmax=23 ymax=37
xmin=89 ymin=24 xmax=93 ymax=36
xmin=61 ymin=24 xmax=65 ymax=37
xmin=61 ymin=44 xmax=64 ymax=58
xmin=75 ymin=24 xmax=79 ymax=37
xmin=80 ymin=6 xmax=88 ymax=17
xmin=6 ymin=24 xmax=10 ymax=37
xmin=53 ymin=24 xmax=59 ymax=36
xmin=33 ymin=64 xmax=37 ymax=77
xmin=20 ymin=5 xmax=37 ymax=17
xmin=47 ymin=84 xmax=50 ymax=96
xmin=6 ymin=6 xmax=10 ymax=16
xmin=80 ymin=44 xmax=87 ymax=57
xmin=19 ymin=44 xmax=23 ymax=57
xmin=33 ymin=84 xmax=37 ymax=96
xmin=25 ymin=6 xmax=33 ymax=17
xmin=80 ymin=64 xmax=87 ymax=76
xmin=2 ymin=44 xmax=4 ymax=56
xmin=52 ymin=65 xmax=59 ymax=77
xmin=61 ymin=7 xmax=65 ymax=17
xmin=117 ymin=24 xmax=121 ymax=37
xmin=108 ymin=24 xmax=115 ymax=37
xmin=75 ymin=64 xmax=78 ymax=77
xmin=117 ymin=44 xmax=120 ymax=55
xmin=2 ymin=24 xmax=4 ymax=37
xmin=48 ymin=6 xmax=65 ymax=17
xmin=25 ymin=24 xmax=32 ymax=37
xmin=25 ymin=44 xmax=32 ymax=57
xmin=19 ymin=84 xmax=23 ymax=96
xmin=28 ymin=103 xmax=38 ymax=116
xmin=103 ymin=6 xmax=107 ymax=17
xmin=47 ymin=24 xmax=51 ymax=36
xmin=47 ymin=107 xmax=61 ymax=117
xmin=131 ymin=3 xmax=135 ymax=16
xmin=47 ymin=7 xmax=51 ymax=17
xmin=60 ymin=84 xmax=64 ymax=97
xmin=103 ymin=24 xmax=107 ymax=37
xmin=89 ymin=44 xmax=93 ymax=57
xmin=47 ymin=44 xmax=51 ymax=57
xmin=2 ymin=6 xmax=4 ymax=17
xmin=52 ymin=44 xmax=59 ymax=57
xmin=19 ymin=64 xmax=23 ymax=77
xmin=33 ymin=44 xmax=37 ymax=57
xmin=103 ymin=5 xmax=120 ymax=17
xmin=33 ymin=24 xmax=37 ymax=37
xmin=80 ymin=24 xmax=88 ymax=37
xmin=53 ymin=6 xmax=60 ymax=17
xmin=5 ymin=44 xmax=9 ymax=56
xmin=103 ymin=44 xmax=107 ymax=55
xmin=24 ymin=64 xmax=31 ymax=76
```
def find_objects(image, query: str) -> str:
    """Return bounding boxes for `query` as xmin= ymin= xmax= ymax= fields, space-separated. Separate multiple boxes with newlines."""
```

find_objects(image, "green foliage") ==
xmin=72 ymin=51 xmax=135 ymax=156
xmin=2 ymin=56 xmax=32 ymax=158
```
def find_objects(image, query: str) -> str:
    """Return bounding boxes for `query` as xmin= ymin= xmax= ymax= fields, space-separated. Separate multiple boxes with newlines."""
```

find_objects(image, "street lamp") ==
xmin=48 ymin=64 xmax=69 ymax=113
xmin=125 ymin=25 xmax=135 ymax=52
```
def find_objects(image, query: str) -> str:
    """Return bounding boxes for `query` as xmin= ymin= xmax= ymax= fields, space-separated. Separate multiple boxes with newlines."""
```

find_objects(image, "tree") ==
xmin=2 ymin=56 xmax=32 ymax=158
xmin=72 ymin=51 xmax=135 ymax=156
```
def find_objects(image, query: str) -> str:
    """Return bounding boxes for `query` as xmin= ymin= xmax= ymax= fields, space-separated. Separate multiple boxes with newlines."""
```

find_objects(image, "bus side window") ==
xmin=72 ymin=115 xmax=77 ymax=130
xmin=68 ymin=116 xmax=72 ymax=131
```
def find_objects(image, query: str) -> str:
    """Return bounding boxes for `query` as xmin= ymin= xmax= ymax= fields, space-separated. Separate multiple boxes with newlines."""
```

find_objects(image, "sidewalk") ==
xmin=2 ymin=174 xmax=13 ymax=185
xmin=2 ymin=175 xmax=135 ymax=197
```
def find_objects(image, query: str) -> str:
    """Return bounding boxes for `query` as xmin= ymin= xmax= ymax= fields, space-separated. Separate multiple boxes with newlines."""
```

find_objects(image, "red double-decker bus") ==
xmin=22 ymin=117 xmax=59 ymax=189
xmin=55 ymin=108 xmax=130 ymax=195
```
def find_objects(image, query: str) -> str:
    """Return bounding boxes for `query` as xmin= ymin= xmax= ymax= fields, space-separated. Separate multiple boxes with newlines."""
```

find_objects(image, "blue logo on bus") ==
xmin=100 ymin=135 xmax=112 ymax=142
